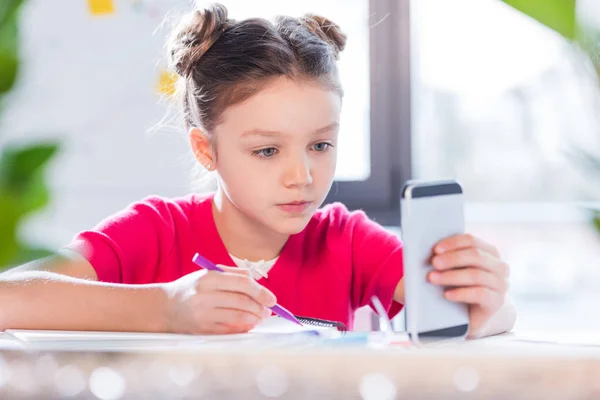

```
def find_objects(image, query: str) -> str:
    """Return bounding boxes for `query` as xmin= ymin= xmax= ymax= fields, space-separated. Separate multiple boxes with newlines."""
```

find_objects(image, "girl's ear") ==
xmin=189 ymin=127 xmax=215 ymax=171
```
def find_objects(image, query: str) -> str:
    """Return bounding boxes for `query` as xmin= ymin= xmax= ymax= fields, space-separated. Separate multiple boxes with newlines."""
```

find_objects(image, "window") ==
xmin=410 ymin=0 xmax=600 ymax=332
xmin=323 ymin=0 xmax=412 ymax=221
xmin=411 ymin=0 xmax=600 ymax=203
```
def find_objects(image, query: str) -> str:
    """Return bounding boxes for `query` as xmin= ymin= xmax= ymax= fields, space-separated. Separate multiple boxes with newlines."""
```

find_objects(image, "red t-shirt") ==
xmin=66 ymin=194 xmax=404 ymax=329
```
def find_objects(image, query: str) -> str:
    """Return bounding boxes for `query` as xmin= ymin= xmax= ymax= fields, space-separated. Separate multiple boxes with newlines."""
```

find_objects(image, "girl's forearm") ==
xmin=0 ymin=271 xmax=171 ymax=333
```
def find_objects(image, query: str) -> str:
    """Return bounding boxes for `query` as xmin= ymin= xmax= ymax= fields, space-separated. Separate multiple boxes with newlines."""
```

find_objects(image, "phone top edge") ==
xmin=401 ymin=179 xmax=462 ymax=199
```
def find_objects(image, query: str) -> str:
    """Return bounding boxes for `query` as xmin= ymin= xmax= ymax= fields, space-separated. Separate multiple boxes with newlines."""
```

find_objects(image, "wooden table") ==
xmin=0 ymin=332 xmax=598 ymax=399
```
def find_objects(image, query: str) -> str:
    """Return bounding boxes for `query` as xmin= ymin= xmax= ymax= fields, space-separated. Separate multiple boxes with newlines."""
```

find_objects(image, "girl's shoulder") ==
xmin=125 ymin=192 xmax=213 ymax=220
xmin=89 ymin=193 xmax=215 ymax=237
xmin=136 ymin=192 xmax=213 ymax=208
xmin=308 ymin=202 xmax=399 ymax=243
xmin=311 ymin=202 xmax=362 ymax=228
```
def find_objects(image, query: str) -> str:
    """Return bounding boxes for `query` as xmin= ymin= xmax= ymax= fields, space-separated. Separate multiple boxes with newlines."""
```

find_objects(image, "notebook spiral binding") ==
xmin=296 ymin=316 xmax=348 ymax=332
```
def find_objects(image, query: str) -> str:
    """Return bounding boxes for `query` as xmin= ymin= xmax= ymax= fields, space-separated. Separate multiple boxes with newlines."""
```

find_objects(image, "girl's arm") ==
xmin=393 ymin=277 xmax=405 ymax=304
xmin=0 ymin=251 xmax=170 ymax=332
xmin=0 ymin=251 xmax=275 ymax=334
xmin=0 ymin=196 xmax=183 ymax=332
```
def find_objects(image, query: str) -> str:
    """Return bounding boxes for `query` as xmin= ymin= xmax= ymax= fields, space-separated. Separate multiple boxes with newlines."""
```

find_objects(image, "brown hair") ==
xmin=167 ymin=2 xmax=347 ymax=133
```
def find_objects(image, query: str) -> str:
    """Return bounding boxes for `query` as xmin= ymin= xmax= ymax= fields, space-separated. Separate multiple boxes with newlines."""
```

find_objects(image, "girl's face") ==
xmin=200 ymin=77 xmax=341 ymax=236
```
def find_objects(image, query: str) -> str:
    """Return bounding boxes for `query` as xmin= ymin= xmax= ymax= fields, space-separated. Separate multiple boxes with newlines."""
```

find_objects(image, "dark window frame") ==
xmin=324 ymin=0 xmax=411 ymax=227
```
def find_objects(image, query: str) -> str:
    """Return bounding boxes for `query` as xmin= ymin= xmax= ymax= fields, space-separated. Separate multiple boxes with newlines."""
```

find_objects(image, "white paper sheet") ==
xmin=3 ymin=316 xmax=331 ymax=351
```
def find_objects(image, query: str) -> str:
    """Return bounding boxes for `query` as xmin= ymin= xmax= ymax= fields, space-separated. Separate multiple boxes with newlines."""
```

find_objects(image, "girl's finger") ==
xmin=435 ymin=234 xmax=500 ymax=257
xmin=428 ymin=268 xmax=507 ymax=292
xmin=444 ymin=286 xmax=503 ymax=310
xmin=214 ymin=308 xmax=263 ymax=329
xmin=203 ymin=322 xmax=250 ymax=335
xmin=197 ymin=271 xmax=277 ymax=307
xmin=207 ymin=291 xmax=271 ymax=320
xmin=217 ymin=265 xmax=252 ymax=277
xmin=217 ymin=322 xmax=255 ymax=334
xmin=432 ymin=247 xmax=509 ymax=276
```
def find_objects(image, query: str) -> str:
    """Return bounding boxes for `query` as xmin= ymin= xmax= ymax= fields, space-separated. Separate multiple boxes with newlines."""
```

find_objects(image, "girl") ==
xmin=0 ymin=3 xmax=515 ymax=338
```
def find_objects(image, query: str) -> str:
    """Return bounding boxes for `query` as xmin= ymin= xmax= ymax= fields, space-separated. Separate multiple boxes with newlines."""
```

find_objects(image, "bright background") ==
xmin=3 ymin=0 xmax=600 ymax=332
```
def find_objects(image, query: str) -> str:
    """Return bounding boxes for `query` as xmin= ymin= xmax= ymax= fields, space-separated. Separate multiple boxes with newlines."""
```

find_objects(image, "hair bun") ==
xmin=168 ymin=3 xmax=232 ymax=78
xmin=301 ymin=14 xmax=347 ymax=57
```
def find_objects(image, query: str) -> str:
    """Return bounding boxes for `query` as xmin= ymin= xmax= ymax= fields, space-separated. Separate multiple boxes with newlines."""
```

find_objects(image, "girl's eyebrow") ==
xmin=240 ymin=122 xmax=339 ymax=138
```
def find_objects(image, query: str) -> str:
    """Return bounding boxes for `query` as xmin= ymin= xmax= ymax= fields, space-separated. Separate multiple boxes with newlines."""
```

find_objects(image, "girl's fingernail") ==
xmin=429 ymin=272 xmax=439 ymax=282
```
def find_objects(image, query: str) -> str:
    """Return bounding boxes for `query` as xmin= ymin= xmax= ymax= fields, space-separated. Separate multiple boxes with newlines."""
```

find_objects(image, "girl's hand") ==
xmin=427 ymin=234 xmax=511 ymax=338
xmin=163 ymin=266 xmax=276 ymax=334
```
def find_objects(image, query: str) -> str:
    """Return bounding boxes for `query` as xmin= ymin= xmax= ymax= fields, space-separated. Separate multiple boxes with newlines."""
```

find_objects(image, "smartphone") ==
xmin=401 ymin=179 xmax=470 ymax=345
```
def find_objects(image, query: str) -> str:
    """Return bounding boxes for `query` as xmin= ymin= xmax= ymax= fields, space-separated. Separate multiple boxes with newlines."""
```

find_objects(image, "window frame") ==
xmin=323 ymin=0 xmax=411 ymax=227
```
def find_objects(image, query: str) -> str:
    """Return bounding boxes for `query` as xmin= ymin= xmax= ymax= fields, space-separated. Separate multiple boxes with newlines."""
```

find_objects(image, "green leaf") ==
xmin=502 ymin=0 xmax=576 ymax=40
xmin=0 ymin=0 xmax=58 ymax=270
xmin=0 ymin=57 xmax=18 ymax=95
xmin=0 ymin=143 xmax=59 ymax=193
xmin=18 ymin=170 xmax=51 ymax=215
xmin=0 ymin=0 xmax=21 ymax=94
xmin=0 ymin=0 xmax=24 ymax=29
xmin=0 ymin=194 xmax=20 ymax=268
xmin=0 ymin=189 xmax=54 ymax=269
xmin=592 ymin=211 xmax=600 ymax=234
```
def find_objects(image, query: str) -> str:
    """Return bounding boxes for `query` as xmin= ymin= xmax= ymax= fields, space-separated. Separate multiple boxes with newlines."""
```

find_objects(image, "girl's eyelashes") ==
xmin=311 ymin=142 xmax=334 ymax=152
xmin=251 ymin=142 xmax=335 ymax=159
xmin=252 ymin=147 xmax=278 ymax=158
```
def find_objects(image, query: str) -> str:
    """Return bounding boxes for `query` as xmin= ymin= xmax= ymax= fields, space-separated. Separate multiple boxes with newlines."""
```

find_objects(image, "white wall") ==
xmin=2 ymin=0 xmax=195 ymax=248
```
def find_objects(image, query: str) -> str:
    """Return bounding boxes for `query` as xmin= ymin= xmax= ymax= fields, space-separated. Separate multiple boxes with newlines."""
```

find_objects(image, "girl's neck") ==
xmin=212 ymin=190 xmax=289 ymax=262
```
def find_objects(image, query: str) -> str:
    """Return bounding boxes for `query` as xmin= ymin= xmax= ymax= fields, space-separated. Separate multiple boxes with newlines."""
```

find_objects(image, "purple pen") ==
xmin=192 ymin=253 xmax=303 ymax=326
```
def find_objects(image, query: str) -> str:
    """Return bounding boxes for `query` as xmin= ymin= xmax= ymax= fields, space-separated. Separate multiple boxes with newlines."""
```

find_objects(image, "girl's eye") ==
xmin=253 ymin=147 xmax=278 ymax=158
xmin=312 ymin=142 xmax=333 ymax=152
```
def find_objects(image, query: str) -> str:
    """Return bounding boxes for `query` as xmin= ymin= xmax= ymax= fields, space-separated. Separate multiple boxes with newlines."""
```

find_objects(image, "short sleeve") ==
xmin=350 ymin=210 xmax=405 ymax=319
xmin=64 ymin=196 xmax=178 ymax=284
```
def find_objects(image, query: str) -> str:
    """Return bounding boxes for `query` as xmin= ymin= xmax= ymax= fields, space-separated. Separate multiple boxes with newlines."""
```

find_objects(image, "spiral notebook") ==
xmin=295 ymin=316 xmax=347 ymax=332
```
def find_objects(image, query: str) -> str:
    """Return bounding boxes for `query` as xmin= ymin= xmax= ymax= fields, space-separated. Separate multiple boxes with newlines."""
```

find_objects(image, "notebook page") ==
xmin=4 ymin=316 xmax=330 ymax=348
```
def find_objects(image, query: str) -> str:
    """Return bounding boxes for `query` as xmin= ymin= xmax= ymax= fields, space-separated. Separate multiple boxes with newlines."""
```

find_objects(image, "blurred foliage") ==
xmin=503 ymin=0 xmax=600 ymax=228
xmin=0 ymin=0 xmax=59 ymax=269
xmin=503 ymin=0 xmax=577 ymax=40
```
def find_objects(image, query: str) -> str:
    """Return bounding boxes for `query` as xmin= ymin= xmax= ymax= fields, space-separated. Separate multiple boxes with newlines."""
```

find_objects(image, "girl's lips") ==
xmin=277 ymin=201 xmax=312 ymax=213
